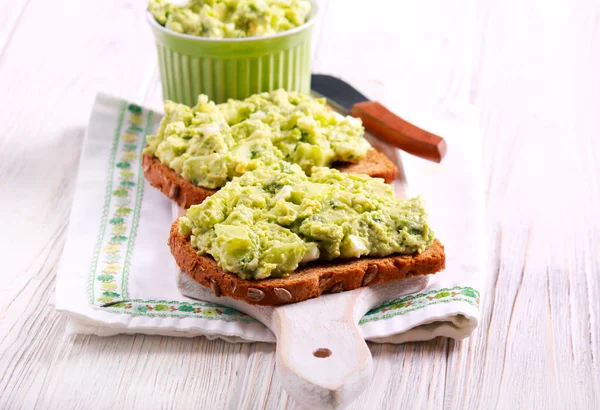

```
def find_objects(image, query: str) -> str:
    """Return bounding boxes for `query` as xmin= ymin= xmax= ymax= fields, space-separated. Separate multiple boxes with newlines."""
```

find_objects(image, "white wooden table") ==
xmin=1 ymin=0 xmax=599 ymax=408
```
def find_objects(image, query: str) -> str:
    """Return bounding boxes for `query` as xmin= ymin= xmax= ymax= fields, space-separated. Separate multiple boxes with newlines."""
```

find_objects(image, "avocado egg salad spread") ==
xmin=144 ymin=89 xmax=370 ymax=189
xmin=149 ymin=0 xmax=312 ymax=38
xmin=178 ymin=164 xmax=434 ymax=280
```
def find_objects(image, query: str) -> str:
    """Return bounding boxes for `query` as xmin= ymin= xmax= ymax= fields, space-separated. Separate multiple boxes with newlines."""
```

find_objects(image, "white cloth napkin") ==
xmin=56 ymin=92 xmax=485 ymax=343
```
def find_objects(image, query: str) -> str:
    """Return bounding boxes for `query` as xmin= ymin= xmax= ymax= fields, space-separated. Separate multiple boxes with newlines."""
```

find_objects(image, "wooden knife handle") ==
xmin=351 ymin=101 xmax=447 ymax=163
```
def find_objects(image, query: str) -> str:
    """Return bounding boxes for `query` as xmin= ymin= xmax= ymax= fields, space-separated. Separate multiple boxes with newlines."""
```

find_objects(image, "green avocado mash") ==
xmin=179 ymin=163 xmax=434 ymax=280
xmin=144 ymin=89 xmax=370 ymax=189
xmin=149 ymin=0 xmax=312 ymax=38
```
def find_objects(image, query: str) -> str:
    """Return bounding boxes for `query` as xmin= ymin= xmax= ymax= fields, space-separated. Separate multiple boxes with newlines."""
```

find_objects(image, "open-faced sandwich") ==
xmin=169 ymin=163 xmax=445 ymax=305
xmin=143 ymin=89 xmax=398 ymax=208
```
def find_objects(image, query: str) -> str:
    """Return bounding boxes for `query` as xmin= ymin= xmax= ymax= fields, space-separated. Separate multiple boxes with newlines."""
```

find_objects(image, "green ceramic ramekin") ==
xmin=146 ymin=1 xmax=318 ymax=105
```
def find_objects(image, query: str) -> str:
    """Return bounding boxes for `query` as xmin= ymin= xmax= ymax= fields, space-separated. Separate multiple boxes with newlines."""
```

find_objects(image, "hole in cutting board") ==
xmin=313 ymin=348 xmax=332 ymax=358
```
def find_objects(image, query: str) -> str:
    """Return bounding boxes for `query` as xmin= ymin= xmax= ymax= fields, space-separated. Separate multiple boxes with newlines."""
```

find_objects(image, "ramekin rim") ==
xmin=146 ymin=0 xmax=319 ymax=43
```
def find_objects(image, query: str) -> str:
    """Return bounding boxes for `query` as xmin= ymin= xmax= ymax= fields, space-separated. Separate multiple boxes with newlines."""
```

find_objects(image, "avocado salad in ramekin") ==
xmin=146 ymin=0 xmax=319 ymax=104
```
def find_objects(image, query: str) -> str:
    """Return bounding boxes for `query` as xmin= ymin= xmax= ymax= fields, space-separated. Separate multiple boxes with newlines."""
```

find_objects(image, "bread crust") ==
xmin=169 ymin=220 xmax=445 ymax=306
xmin=142 ymin=154 xmax=217 ymax=208
xmin=335 ymin=148 xmax=399 ymax=183
xmin=143 ymin=149 xmax=398 ymax=209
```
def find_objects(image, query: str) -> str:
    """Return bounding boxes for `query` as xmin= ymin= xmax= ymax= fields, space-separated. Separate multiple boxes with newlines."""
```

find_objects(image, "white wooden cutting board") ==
xmin=177 ymin=260 xmax=428 ymax=409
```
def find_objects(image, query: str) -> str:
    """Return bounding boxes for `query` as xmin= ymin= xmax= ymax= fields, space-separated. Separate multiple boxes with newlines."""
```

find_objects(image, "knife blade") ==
xmin=311 ymin=74 xmax=447 ymax=163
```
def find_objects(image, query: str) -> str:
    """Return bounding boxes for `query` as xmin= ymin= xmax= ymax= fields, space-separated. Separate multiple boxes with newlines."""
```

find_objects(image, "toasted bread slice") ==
xmin=143 ymin=149 xmax=399 ymax=209
xmin=335 ymin=148 xmax=399 ymax=182
xmin=169 ymin=220 xmax=445 ymax=306
xmin=143 ymin=153 xmax=217 ymax=208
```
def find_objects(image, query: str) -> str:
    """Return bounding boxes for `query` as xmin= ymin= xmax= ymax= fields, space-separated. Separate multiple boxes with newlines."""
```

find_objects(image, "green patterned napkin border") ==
xmin=87 ymin=99 xmax=480 ymax=325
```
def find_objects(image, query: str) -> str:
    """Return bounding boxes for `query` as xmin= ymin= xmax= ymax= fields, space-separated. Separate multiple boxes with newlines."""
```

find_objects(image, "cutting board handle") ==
xmin=271 ymin=292 xmax=372 ymax=409
xmin=351 ymin=101 xmax=447 ymax=163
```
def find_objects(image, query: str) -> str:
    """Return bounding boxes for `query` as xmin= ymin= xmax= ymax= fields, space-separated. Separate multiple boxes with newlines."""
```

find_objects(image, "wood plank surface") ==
xmin=1 ymin=0 xmax=599 ymax=409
